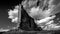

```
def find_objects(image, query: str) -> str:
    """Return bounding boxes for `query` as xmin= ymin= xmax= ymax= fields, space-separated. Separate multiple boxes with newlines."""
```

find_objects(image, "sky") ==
xmin=0 ymin=0 xmax=20 ymax=29
xmin=0 ymin=0 xmax=59 ymax=30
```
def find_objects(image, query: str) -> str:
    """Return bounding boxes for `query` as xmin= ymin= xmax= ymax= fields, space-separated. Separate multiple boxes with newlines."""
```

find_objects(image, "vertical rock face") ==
xmin=20 ymin=8 xmax=42 ymax=31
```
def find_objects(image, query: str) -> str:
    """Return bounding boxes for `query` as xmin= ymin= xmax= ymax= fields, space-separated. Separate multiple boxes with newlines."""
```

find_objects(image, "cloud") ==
xmin=8 ymin=5 xmax=19 ymax=23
